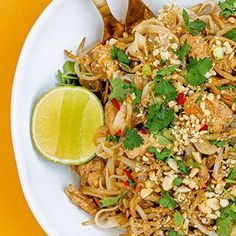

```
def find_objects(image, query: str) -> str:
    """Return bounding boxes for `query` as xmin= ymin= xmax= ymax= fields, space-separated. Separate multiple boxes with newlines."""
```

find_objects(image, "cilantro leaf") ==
xmin=101 ymin=193 xmax=125 ymax=207
xmin=147 ymin=147 xmax=157 ymax=153
xmin=106 ymin=135 xmax=119 ymax=143
xmin=145 ymin=104 xmax=175 ymax=134
xmin=159 ymin=191 xmax=177 ymax=209
xmin=142 ymin=64 xmax=152 ymax=76
xmin=155 ymin=148 xmax=172 ymax=163
xmin=111 ymin=46 xmax=130 ymax=65
xmin=123 ymin=129 xmax=144 ymax=150
xmin=183 ymin=9 xmax=206 ymax=36
xmin=109 ymin=78 xmax=129 ymax=102
xmin=177 ymin=160 xmax=190 ymax=174
xmin=219 ymin=0 xmax=236 ymax=19
xmin=186 ymin=58 xmax=213 ymax=86
xmin=216 ymin=202 xmax=236 ymax=236
xmin=154 ymin=77 xmax=178 ymax=102
xmin=169 ymin=229 xmax=185 ymax=236
xmin=210 ymin=140 xmax=226 ymax=147
xmin=173 ymin=177 xmax=182 ymax=187
xmin=224 ymin=28 xmax=236 ymax=42
xmin=156 ymin=65 xmax=178 ymax=76
xmin=175 ymin=40 xmax=191 ymax=62
xmin=173 ymin=211 xmax=184 ymax=227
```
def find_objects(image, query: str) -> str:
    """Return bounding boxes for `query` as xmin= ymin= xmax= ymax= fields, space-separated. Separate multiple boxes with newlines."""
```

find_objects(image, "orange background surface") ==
xmin=0 ymin=1 xmax=51 ymax=235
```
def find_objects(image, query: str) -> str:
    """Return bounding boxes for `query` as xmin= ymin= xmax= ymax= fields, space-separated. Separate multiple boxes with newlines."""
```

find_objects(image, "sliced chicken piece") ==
xmin=105 ymin=98 xmax=133 ymax=135
xmin=65 ymin=184 xmax=99 ymax=215
xmin=207 ymin=77 xmax=236 ymax=106
xmin=184 ymin=93 xmax=233 ymax=133
xmin=71 ymin=156 xmax=105 ymax=188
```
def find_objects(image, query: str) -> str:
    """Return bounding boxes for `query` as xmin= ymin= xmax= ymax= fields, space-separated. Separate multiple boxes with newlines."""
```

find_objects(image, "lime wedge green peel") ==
xmin=31 ymin=86 xmax=104 ymax=165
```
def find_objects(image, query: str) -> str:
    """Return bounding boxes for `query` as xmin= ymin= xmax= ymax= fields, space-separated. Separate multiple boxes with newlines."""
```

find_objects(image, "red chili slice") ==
xmin=124 ymin=180 xmax=130 ymax=187
xmin=115 ymin=129 xmax=123 ymax=136
xmin=123 ymin=169 xmax=134 ymax=180
xmin=232 ymin=15 xmax=236 ymax=19
xmin=112 ymin=98 xmax=121 ymax=111
xmin=200 ymin=124 xmax=208 ymax=131
xmin=177 ymin=92 xmax=186 ymax=105
xmin=140 ymin=129 xmax=148 ymax=135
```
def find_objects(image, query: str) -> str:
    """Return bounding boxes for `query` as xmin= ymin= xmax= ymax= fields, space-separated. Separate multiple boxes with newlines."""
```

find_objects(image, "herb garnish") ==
xmin=224 ymin=28 xmax=236 ymax=42
xmin=175 ymin=40 xmax=191 ymax=62
xmin=123 ymin=129 xmax=144 ymax=150
xmin=186 ymin=58 xmax=213 ymax=86
xmin=145 ymin=104 xmax=175 ymax=134
xmin=216 ymin=201 xmax=236 ymax=236
xmin=159 ymin=191 xmax=177 ymax=209
xmin=111 ymin=46 xmax=130 ymax=65
xmin=183 ymin=9 xmax=206 ymax=36
xmin=109 ymin=78 xmax=129 ymax=102
xmin=218 ymin=0 xmax=236 ymax=19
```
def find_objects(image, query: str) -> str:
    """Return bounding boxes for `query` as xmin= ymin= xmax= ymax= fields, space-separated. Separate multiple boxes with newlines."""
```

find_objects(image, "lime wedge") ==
xmin=31 ymin=86 xmax=104 ymax=165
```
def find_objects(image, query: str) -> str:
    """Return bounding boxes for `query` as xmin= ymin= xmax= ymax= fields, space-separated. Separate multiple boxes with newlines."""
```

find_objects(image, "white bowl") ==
xmin=11 ymin=0 xmax=204 ymax=235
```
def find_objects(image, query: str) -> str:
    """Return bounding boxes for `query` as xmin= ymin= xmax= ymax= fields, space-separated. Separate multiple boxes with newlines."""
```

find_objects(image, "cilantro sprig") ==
xmin=154 ymin=77 xmax=178 ymax=102
xmin=224 ymin=28 xmax=236 ymax=42
xmin=123 ymin=129 xmax=144 ymax=150
xmin=183 ymin=9 xmax=206 ymax=36
xmin=216 ymin=201 xmax=236 ymax=236
xmin=156 ymin=65 xmax=178 ymax=76
xmin=186 ymin=58 xmax=213 ymax=86
xmin=148 ymin=147 xmax=172 ymax=163
xmin=210 ymin=140 xmax=226 ymax=147
xmin=219 ymin=0 xmax=236 ymax=19
xmin=177 ymin=160 xmax=190 ymax=174
xmin=145 ymin=103 xmax=175 ymax=134
xmin=175 ymin=40 xmax=191 ymax=62
xmin=173 ymin=177 xmax=182 ymax=187
xmin=111 ymin=46 xmax=130 ymax=65
xmin=109 ymin=78 xmax=129 ymax=102
xmin=159 ymin=191 xmax=177 ymax=209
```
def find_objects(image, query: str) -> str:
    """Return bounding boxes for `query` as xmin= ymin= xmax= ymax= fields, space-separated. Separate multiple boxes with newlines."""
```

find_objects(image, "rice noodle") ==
xmin=94 ymin=206 xmax=120 ymax=228
xmin=212 ymin=147 xmax=224 ymax=180
xmin=191 ymin=217 xmax=217 ymax=236
xmin=136 ymin=205 xmax=148 ymax=221
xmin=81 ymin=187 xmax=121 ymax=198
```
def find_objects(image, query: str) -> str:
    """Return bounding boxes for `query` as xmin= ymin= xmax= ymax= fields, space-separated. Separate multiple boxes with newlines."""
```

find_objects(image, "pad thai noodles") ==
xmin=61 ymin=0 xmax=236 ymax=235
